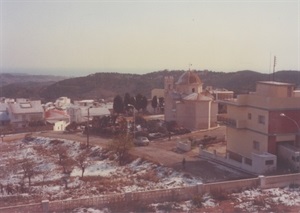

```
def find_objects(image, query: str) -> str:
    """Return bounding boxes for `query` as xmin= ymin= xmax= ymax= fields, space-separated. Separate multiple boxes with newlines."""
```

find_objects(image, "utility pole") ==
xmin=272 ymin=56 xmax=276 ymax=81
xmin=86 ymin=107 xmax=92 ymax=148
xmin=128 ymin=104 xmax=135 ymax=139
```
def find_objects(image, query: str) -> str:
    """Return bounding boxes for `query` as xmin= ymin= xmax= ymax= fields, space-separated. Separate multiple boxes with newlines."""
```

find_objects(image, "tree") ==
xmin=76 ymin=151 xmax=89 ymax=178
xmin=141 ymin=96 xmax=148 ymax=112
xmin=130 ymin=96 xmax=136 ymax=106
xmin=151 ymin=96 xmax=158 ymax=113
xmin=135 ymin=94 xmax=143 ymax=112
xmin=108 ymin=134 xmax=133 ymax=165
xmin=20 ymin=158 xmax=36 ymax=187
xmin=113 ymin=95 xmax=124 ymax=114
xmin=60 ymin=156 xmax=75 ymax=174
xmin=52 ymin=144 xmax=68 ymax=164
xmin=158 ymin=97 xmax=164 ymax=112
xmin=123 ymin=93 xmax=131 ymax=113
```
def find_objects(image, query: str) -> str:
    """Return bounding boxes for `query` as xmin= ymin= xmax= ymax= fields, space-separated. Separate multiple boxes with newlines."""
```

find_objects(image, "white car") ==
xmin=134 ymin=137 xmax=150 ymax=146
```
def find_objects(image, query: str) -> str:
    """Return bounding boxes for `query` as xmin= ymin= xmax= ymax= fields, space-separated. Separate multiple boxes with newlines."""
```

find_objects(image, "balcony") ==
xmin=217 ymin=114 xmax=247 ymax=129
xmin=217 ymin=114 xmax=236 ymax=127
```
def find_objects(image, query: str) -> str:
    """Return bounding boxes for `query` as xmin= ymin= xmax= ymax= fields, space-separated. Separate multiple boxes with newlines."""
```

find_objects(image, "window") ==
xmin=258 ymin=115 xmax=265 ymax=124
xmin=253 ymin=140 xmax=260 ymax=150
xmin=248 ymin=113 xmax=252 ymax=120
xmin=292 ymin=156 xmax=300 ymax=162
xmin=265 ymin=160 xmax=274 ymax=165
xmin=20 ymin=103 xmax=32 ymax=108
xmin=245 ymin=158 xmax=252 ymax=165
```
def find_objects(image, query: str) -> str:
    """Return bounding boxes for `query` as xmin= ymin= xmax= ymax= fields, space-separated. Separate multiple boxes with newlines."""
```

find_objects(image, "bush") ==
xmin=156 ymin=202 xmax=173 ymax=211
xmin=137 ymin=170 xmax=159 ymax=183
xmin=192 ymin=195 xmax=204 ymax=208
xmin=253 ymin=196 xmax=266 ymax=207
xmin=211 ymin=190 xmax=229 ymax=201
xmin=289 ymin=183 xmax=300 ymax=189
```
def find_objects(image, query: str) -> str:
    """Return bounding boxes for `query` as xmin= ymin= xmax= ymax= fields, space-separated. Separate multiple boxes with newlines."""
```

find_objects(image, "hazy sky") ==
xmin=1 ymin=0 xmax=299 ymax=76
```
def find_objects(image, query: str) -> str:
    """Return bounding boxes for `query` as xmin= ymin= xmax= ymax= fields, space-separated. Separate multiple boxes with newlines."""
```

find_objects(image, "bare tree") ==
xmin=108 ymin=133 xmax=133 ymax=165
xmin=75 ymin=151 xmax=89 ymax=177
xmin=51 ymin=144 xmax=68 ymax=164
xmin=60 ymin=156 xmax=75 ymax=174
xmin=20 ymin=158 xmax=36 ymax=187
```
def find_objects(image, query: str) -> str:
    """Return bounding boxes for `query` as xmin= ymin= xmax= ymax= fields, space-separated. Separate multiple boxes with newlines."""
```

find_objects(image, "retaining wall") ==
xmin=1 ymin=173 xmax=299 ymax=213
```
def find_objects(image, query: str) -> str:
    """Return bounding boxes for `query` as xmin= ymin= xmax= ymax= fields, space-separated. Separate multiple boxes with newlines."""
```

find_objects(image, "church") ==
xmin=164 ymin=71 xmax=218 ymax=130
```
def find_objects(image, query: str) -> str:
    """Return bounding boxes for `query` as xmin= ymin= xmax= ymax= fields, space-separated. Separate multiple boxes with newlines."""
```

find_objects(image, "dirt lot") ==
xmin=34 ymin=126 xmax=252 ymax=183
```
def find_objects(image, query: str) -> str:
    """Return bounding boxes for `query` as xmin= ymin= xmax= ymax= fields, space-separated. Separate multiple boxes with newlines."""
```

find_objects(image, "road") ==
xmin=35 ymin=126 xmax=251 ymax=183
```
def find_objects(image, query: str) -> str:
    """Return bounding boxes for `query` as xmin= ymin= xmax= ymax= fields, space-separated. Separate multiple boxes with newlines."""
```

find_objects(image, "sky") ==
xmin=0 ymin=0 xmax=299 ymax=76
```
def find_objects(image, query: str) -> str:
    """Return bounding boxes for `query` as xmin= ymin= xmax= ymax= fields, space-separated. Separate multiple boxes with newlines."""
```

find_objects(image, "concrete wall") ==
xmin=200 ymin=148 xmax=277 ymax=174
xmin=1 ymin=174 xmax=300 ymax=213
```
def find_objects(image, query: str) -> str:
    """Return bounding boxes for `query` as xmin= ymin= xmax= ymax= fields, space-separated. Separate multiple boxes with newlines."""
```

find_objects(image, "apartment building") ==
xmin=219 ymin=81 xmax=300 ymax=173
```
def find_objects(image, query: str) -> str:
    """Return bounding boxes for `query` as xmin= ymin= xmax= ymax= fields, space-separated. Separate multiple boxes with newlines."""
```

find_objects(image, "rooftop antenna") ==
xmin=272 ymin=56 xmax=276 ymax=81
xmin=269 ymin=53 xmax=272 ymax=81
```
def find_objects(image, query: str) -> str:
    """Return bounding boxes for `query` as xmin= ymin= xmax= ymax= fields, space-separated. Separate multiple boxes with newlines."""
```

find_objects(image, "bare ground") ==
xmin=34 ymin=126 xmax=252 ymax=183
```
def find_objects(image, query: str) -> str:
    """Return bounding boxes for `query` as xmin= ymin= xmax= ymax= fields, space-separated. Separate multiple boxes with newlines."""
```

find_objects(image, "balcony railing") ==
xmin=217 ymin=114 xmax=247 ymax=129
xmin=217 ymin=114 xmax=236 ymax=127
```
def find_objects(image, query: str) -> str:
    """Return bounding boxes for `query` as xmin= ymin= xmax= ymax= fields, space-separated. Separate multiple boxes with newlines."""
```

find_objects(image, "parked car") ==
xmin=148 ymin=132 xmax=165 ymax=140
xmin=134 ymin=137 xmax=150 ymax=146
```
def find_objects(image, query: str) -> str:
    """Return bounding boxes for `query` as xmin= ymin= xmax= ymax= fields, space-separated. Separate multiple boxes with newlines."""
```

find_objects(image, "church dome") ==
xmin=176 ymin=71 xmax=202 ymax=85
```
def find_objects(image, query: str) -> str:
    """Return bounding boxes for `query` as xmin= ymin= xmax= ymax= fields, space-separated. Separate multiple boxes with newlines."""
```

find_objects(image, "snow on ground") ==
xmin=232 ymin=186 xmax=300 ymax=212
xmin=1 ymin=135 xmax=300 ymax=212
xmin=0 ymin=136 xmax=203 ymax=203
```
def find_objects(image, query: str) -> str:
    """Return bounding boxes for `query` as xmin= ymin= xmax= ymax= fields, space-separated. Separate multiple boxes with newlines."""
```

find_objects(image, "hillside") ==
xmin=0 ymin=73 xmax=67 ymax=87
xmin=0 ymin=73 xmax=68 ymax=100
xmin=1 ymin=70 xmax=300 ymax=102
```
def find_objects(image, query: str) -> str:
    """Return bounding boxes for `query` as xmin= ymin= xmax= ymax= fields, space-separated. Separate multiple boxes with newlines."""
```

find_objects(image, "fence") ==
xmin=1 ymin=173 xmax=300 ymax=213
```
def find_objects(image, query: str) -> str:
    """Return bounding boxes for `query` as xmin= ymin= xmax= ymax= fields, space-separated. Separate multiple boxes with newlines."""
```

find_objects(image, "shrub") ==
xmin=137 ymin=170 xmax=159 ymax=183
xmin=156 ymin=202 xmax=173 ymax=211
xmin=192 ymin=195 xmax=204 ymax=208
xmin=130 ymin=201 xmax=154 ymax=212
xmin=289 ymin=183 xmax=300 ymax=189
xmin=210 ymin=190 xmax=229 ymax=201
xmin=253 ymin=196 xmax=265 ymax=207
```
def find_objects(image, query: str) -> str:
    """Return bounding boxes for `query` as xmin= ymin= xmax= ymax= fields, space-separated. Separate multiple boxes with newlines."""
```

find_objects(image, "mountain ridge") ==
xmin=1 ymin=70 xmax=299 ymax=102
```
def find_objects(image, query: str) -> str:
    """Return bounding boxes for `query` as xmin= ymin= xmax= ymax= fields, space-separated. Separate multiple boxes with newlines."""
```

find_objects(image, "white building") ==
xmin=164 ymin=71 xmax=218 ymax=130
xmin=7 ymin=99 xmax=44 ymax=128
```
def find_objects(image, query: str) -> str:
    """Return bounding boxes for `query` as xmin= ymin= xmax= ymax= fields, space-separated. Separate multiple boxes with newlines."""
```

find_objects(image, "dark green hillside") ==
xmin=0 ymin=81 xmax=55 ymax=99
xmin=200 ymin=70 xmax=269 ymax=94
xmin=0 ymin=73 xmax=67 ymax=87
xmin=1 ymin=70 xmax=300 ymax=102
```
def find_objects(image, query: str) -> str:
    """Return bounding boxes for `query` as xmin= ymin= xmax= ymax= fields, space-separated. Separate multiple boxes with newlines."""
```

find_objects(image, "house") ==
xmin=54 ymin=97 xmax=71 ymax=109
xmin=218 ymin=81 xmax=300 ymax=173
xmin=164 ymin=71 xmax=218 ymax=130
xmin=71 ymin=101 xmax=112 ymax=123
xmin=66 ymin=105 xmax=82 ymax=123
xmin=53 ymin=120 xmax=69 ymax=131
xmin=73 ymin=100 xmax=96 ymax=107
xmin=7 ymin=99 xmax=44 ymax=128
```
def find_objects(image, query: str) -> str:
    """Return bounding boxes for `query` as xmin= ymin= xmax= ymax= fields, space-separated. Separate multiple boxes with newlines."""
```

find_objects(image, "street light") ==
xmin=128 ymin=104 xmax=135 ymax=139
xmin=280 ymin=113 xmax=300 ymax=134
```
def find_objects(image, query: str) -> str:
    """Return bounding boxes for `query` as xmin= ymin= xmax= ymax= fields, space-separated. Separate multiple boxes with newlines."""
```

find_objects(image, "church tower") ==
xmin=164 ymin=76 xmax=174 ymax=92
xmin=164 ymin=76 xmax=176 ymax=121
